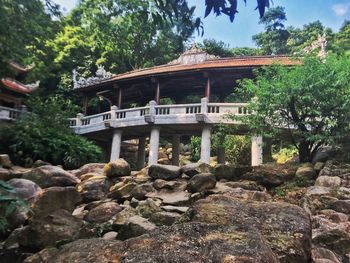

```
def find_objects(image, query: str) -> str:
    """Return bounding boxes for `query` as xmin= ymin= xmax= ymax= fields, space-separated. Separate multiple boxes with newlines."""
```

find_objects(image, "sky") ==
xmin=54 ymin=0 xmax=350 ymax=48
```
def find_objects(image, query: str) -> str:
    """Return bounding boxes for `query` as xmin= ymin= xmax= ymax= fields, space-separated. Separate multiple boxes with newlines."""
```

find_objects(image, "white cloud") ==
xmin=332 ymin=3 xmax=350 ymax=17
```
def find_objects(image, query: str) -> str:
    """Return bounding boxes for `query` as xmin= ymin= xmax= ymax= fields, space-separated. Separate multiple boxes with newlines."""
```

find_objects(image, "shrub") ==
xmin=0 ymin=96 xmax=102 ymax=169
xmin=273 ymin=146 xmax=298 ymax=164
xmin=190 ymin=136 xmax=201 ymax=162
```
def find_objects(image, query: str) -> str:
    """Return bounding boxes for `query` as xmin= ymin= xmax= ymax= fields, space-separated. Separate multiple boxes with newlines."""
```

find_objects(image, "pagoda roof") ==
xmin=9 ymin=61 xmax=34 ymax=73
xmin=73 ymin=45 xmax=299 ymax=91
xmin=1 ymin=78 xmax=39 ymax=95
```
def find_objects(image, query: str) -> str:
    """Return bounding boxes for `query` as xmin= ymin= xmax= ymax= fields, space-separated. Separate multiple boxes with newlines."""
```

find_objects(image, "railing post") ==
xmin=76 ymin=113 xmax=84 ymax=126
xmin=201 ymin=97 xmax=208 ymax=114
xmin=110 ymin=105 xmax=118 ymax=119
xmin=149 ymin=100 xmax=157 ymax=115
xmin=20 ymin=105 xmax=27 ymax=118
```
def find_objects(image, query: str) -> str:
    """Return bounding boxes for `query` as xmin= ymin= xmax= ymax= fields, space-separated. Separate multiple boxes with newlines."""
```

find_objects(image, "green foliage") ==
xmin=0 ymin=96 xmax=102 ymax=169
xmin=253 ymin=6 xmax=290 ymax=55
xmin=238 ymin=55 xmax=350 ymax=162
xmin=272 ymin=146 xmax=298 ymax=164
xmin=183 ymin=95 xmax=202 ymax=103
xmin=0 ymin=181 xmax=30 ymax=235
xmin=160 ymin=97 xmax=175 ymax=105
xmin=274 ymin=177 xmax=308 ymax=197
xmin=190 ymin=136 xmax=201 ymax=162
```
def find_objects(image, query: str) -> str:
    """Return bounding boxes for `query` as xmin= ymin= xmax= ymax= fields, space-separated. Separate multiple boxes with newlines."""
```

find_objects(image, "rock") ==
xmin=23 ymin=247 xmax=59 ymax=263
xmin=189 ymin=192 xmax=312 ymax=262
xmin=117 ymin=215 xmax=157 ymax=240
xmin=71 ymin=163 xmax=105 ymax=178
xmin=0 ymin=168 xmax=11 ymax=181
xmin=80 ymin=173 xmax=105 ymax=182
xmin=182 ymin=162 xmax=212 ymax=177
xmin=305 ymin=186 xmax=332 ymax=196
xmin=0 ymin=154 xmax=12 ymax=168
xmin=76 ymin=179 xmax=107 ymax=203
xmin=84 ymin=202 xmax=122 ymax=223
xmin=51 ymin=223 xmax=279 ymax=263
xmin=314 ymin=162 xmax=325 ymax=173
xmin=214 ymin=164 xmax=251 ymax=181
xmin=315 ymin=176 xmax=342 ymax=188
xmin=130 ymin=183 xmax=155 ymax=200
xmin=7 ymin=178 xmax=42 ymax=204
xmin=161 ymin=205 xmax=189 ymax=213
xmin=148 ymin=164 xmax=182 ymax=180
xmin=296 ymin=165 xmax=317 ymax=180
xmin=113 ymin=207 xmax=137 ymax=229
xmin=147 ymin=190 xmax=191 ymax=206
xmin=224 ymin=180 xmax=266 ymax=191
xmin=313 ymin=150 xmax=330 ymax=164
xmin=243 ymin=164 xmax=297 ymax=188
xmin=313 ymin=229 xmax=350 ymax=256
xmin=32 ymin=186 xmax=81 ymax=218
xmin=152 ymin=179 xmax=177 ymax=190
xmin=102 ymin=231 xmax=118 ymax=240
xmin=150 ymin=211 xmax=181 ymax=226
xmin=312 ymin=247 xmax=341 ymax=263
xmin=103 ymin=159 xmax=131 ymax=178
xmin=19 ymin=209 xmax=83 ymax=251
xmin=136 ymin=198 xmax=162 ymax=218
xmin=187 ymin=173 xmax=216 ymax=193
xmin=330 ymin=200 xmax=350 ymax=214
xmin=108 ymin=182 xmax=137 ymax=201
xmin=32 ymin=160 xmax=51 ymax=168
xmin=23 ymin=165 xmax=79 ymax=188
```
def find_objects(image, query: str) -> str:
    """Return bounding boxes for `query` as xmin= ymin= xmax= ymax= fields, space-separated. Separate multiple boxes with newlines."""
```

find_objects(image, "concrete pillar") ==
xmin=200 ymin=126 xmax=211 ymax=164
xmin=172 ymin=135 xmax=181 ymax=166
xmin=251 ymin=136 xmax=263 ymax=166
xmin=217 ymin=146 xmax=225 ymax=164
xmin=200 ymin=97 xmax=208 ymax=114
xmin=137 ymin=137 xmax=146 ymax=170
xmin=148 ymin=127 xmax=160 ymax=166
xmin=110 ymin=129 xmax=122 ymax=161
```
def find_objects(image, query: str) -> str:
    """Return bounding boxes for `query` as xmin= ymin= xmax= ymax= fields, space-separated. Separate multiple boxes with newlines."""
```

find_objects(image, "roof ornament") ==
xmin=73 ymin=65 xmax=113 ymax=89
xmin=168 ymin=42 xmax=219 ymax=65
xmin=303 ymin=33 xmax=327 ymax=59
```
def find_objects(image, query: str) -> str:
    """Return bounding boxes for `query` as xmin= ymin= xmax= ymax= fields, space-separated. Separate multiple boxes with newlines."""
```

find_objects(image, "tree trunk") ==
xmin=298 ymin=140 xmax=311 ymax=163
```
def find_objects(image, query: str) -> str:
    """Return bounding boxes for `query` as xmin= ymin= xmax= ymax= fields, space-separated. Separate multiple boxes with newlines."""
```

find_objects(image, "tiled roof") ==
xmin=110 ymin=56 xmax=297 ymax=81
xmin=1 ymin=78 xmax=39 ymax=94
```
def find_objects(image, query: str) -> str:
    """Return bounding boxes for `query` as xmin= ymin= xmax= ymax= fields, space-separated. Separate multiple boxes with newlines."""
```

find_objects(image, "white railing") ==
xmin=0 ymin=106 xmax=21 ymax=121
xmin=155 ymin=103 xmax=201 ymax=115
xmin=69 ymin=99 xmax=250 ymax=133
xmin=207 ymin=103 xmax=250 ymax=115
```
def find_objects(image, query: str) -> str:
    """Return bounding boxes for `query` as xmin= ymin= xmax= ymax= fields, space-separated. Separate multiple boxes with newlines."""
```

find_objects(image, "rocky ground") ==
xmin=0 ymin=154 xmax=349 ymax=263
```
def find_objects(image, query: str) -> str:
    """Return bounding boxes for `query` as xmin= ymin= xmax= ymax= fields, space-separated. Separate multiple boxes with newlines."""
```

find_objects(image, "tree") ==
xmin=204 ymin=0 xmax=270 ymax=21
xmin=334 ymin=20 xmax=350 ymax=55
xmin=238 ymin=55 xmax=350 ymax=162
xmin=0 ymin=0 xmax=60 ymax=78
xmin=253 ymin=6 xmax=290 ymax=55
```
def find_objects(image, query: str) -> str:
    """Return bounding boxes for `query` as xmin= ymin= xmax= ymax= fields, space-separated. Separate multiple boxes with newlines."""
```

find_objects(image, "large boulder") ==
xmin=0 ymin=167 xmax=11 ymax=181
xmin=71 ymin=163 xmax=105 ymax=178
xmin=214 ymin=164 xmax=251 ymax=181
xmin=83 ymin=202 xmax=122 ymax=223
xmin=313 ymin=229 xmax=350 ymax=257
xmin=187 ymin=173 xmax=217 ymax=193
xmin=117 ymin=215 xmax=157 ymax=240
xmin=182 ymin=162 xmax=212 ymax=177
xmin=130 ymin=183 xmax=155 ymax=200
xmin=189 ymin=192 xmax=312 ymax=263
xmin=76 ymin=177 xmax=108 ymax=203
xmin=32 ymin=186 xmax=81 ymax=218
xmin=18 ymin=209 xmax=83 ymax=251
xmin=22 ymin=165 xmax=79 ymax=188
xmin=243 ymin=164 xmax=297 ymax=188
xmin=136 ymin=198 xmax=162 ymax=218
xmin=315 ymin=176 xmax=342 ymax=188
xmin=103 ymin=159 xmax=131 ymax=178
xmin=108 ymin=182 xmax=137 ymax=201
xmin=296 ymin=165 xmax=317 ymax=180
xmin=0 ymin=154 xmax=12 ymax=168
xmin=148 ymin=164 xmax=182 ymax=180
xmin=46 ymin=223 xmax=279 ymax=263
xmin=7 ymin=178 xmax=42 ymax=204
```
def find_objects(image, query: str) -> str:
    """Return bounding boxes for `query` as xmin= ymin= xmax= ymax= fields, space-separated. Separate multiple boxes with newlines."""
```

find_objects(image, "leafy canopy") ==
xmin=238 ymin=55 xmax=350 ymax=162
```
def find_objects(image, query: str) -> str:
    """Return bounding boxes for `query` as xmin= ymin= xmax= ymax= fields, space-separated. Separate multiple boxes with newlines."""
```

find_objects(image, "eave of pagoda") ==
xmin=1 ymin=78 xmax=39 ymax=95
